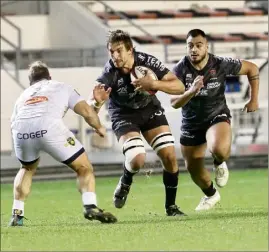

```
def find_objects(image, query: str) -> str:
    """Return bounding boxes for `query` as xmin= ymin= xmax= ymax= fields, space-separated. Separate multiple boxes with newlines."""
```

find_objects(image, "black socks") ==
xmin=202 ymin=182 xmax=216 ymax=197
xmin=121 ymin=165 xmax=137 ymax=186
xmin=163 ymin=169 xmax=179 ymax=209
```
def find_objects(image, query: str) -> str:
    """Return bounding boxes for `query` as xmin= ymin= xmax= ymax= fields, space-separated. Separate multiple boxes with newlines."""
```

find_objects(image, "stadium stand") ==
xmin=131 ymin=32 xmax=268 ymax=44
xmin=94 ymin=6 xmax=268 ymax=20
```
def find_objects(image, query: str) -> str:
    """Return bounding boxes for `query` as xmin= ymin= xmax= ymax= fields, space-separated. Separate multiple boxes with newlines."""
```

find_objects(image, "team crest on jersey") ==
xmin=210 ymin=69 xmax=216 ymax=76
xmin=66 ymin=137 xmax=75 ymax=146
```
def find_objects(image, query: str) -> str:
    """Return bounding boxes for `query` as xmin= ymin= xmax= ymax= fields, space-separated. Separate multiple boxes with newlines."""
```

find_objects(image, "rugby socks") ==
xmin=12 ymin=199 xmax=24 ymax=216
xmin=202 ymin=181 xmax=217 ymax=197
xmin=213 ymin=159 xmax=223 ymax=166
xmin=121 ymin=163 xmax=138 ymax=186
xmin=163 ymin=169 xmax=179 ymax=209
xmin=82 ymin=192 xmax=97 ymax=206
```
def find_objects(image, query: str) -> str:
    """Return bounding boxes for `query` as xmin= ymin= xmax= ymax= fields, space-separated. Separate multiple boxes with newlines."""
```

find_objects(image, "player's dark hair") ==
xmin=28 ymin=61 xmax=51 ymax=85
xmin=107 ymin=29 xmax=133 ymax=51
xmin=186 ymin=29 xmax=207 ymax=40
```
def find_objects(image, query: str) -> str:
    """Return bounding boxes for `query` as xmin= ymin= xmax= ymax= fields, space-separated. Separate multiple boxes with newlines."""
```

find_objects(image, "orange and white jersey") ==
xmin=11 ymin=79 xmax=84 ymax=124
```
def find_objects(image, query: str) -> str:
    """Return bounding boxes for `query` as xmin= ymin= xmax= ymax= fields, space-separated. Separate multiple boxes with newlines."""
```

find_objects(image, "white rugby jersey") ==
xmin=11 ymin=79 xmax=84 ymax=123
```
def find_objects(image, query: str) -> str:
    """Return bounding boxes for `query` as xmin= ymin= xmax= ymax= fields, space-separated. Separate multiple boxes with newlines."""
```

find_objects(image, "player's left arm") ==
xmin=153 ymin=71 xmax=185 ymax=95
xmin=238 ymin=60 xmax=259 ymax=112
xmin=133 ymin=70 xmax=185 ymax=95
xmin=132 ymin=54 xmax=185 ymax=94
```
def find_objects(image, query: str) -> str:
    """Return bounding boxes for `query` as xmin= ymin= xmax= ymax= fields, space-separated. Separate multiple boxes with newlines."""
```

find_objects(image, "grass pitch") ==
xmin=1 ymin=168 xmax=268 ymax=251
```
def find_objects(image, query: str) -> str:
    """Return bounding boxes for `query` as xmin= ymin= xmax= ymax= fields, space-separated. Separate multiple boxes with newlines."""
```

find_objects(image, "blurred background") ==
xmin=1 ymin=0 xmax=268 ymax=183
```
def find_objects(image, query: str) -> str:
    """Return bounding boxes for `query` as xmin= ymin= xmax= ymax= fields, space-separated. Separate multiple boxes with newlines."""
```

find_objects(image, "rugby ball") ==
xmin=131 ymin=66 xmax=158 ymax=95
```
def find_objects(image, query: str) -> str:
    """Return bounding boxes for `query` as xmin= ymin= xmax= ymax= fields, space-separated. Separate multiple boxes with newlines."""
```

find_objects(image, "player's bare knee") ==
xmin=14 ymin=182 xmax=30 ymax=196
xmin=130 ymin=153 xmax=146 ymax=171
xmin=186 ymin=163 xmax=196 ymax=174
xmin=185 ymin=158 xmax=204 ymax=173
xmin=211 ymin=145 xmax=231 ymax=162
xmin=76 ymin=163 xmax=93 ymax=176
xmin=123 ymin=136 xmax=146 ymax=172
xmin=160 ymin=151 xmax=178 ymax=173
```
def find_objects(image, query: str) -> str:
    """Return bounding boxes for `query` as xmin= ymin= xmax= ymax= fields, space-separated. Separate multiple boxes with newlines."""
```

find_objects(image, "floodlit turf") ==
xmin=1 ymin=168 xmax=268 ymax=251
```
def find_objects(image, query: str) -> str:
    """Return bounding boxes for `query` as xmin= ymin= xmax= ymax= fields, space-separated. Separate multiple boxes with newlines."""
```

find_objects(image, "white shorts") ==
xmin=12 ymin=118 xmax=84 ymax=165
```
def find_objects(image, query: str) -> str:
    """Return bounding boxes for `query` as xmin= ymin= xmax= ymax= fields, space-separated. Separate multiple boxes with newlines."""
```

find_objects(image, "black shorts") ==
xmin=111 ymin=102 xmax=169 ymax=140
xmin=180 ymin=113 xmax=231 ymax=146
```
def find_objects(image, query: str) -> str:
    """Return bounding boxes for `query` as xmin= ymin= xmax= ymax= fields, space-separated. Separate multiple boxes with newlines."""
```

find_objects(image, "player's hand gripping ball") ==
xmin=131 ymin=66 xmax=158 ymax=95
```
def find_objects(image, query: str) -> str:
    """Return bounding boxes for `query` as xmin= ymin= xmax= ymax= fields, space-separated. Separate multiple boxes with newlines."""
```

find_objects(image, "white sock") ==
xmin=82 ymin=192 xmax=97 ymax=206
xmin=12 ymin=199 xmax=24 ymax=216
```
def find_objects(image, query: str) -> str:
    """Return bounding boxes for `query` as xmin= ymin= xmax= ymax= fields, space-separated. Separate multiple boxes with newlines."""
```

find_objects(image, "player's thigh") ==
xmin=206 ymin=121 xmax=232 ymax=155
xmin=41 ymin=122 xmax=85 ymax=164
xmin=67 ymin=151 xmax=92 ymax=173
xmin=181 ymin=143 xmax=207 ymax=173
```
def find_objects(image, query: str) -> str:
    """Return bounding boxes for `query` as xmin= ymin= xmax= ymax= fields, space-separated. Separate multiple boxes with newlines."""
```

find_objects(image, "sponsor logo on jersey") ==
xmin=17 ymin=130 xmax=47 ymax=140
xmin=117 ymin=86 xmax=128 ymax=95
xmin=186 ymin=73 xmax=192 ymax=79
xmin=25 ymin=96 xmax=48 ymax=105
xmin=114 ymin=120 xmax=132 ymax=131
xmin=146 ymin=56 xmax=165 ymax=71
xmin=181 ymin=130 xmax=195 ymax=138
xmin=138 ymin=54 xmax=145 ymax=61
xmin=196 ymin=89 xmax=208 ymax=96
xmin=149 ymin=109 xmax=164 ymax=119
xmin=207 ymin=82 xmax=221 ymax=89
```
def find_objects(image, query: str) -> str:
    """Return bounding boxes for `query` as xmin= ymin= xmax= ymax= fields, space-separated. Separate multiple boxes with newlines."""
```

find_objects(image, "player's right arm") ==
xmin=171 ymin=76 xmax=204 ymax=109
xmin=74 ymin=101 xmax=106 ymax=137
xmin=67 ymin=86 xmax=106 ymax=137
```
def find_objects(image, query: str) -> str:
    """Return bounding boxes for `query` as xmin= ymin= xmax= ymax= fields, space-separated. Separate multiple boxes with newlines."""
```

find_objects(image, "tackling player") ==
xmin=9 ymin=61 xmax=117 ymax=226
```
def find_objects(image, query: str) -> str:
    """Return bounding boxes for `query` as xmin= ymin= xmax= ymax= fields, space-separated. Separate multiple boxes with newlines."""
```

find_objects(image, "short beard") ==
xmin=190 ymin=53 xmax=207 ymax=64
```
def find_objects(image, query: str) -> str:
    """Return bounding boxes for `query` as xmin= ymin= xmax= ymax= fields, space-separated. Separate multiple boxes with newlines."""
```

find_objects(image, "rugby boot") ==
xmin=113 ymin=176 xmax=131 ymax=208
xmin=195 ymin=190 xmax=221 ymax=211
xmin=214 ymin=161 xmax=229 ymax=188
xmin=166 ymin=205 xmax=187 ymax=216
xmin=83 ymin=204 xmax=117 ymax=223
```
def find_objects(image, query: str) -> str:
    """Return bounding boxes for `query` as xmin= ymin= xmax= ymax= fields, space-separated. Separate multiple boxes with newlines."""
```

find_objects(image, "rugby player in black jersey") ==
xmin=170 ymin=29 xmax=259 ymax=210
xmin=90 ymin=30 xmax=186 ymax=216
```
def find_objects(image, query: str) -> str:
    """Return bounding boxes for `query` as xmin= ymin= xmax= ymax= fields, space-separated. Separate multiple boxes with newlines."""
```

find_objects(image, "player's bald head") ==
xmin=28 ymin=61 xmax=51 ymax=85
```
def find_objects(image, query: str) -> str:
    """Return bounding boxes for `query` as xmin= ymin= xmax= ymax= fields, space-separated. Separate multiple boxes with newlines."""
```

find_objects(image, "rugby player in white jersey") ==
xmin=9 ymin=61 xmax=117 ymax=226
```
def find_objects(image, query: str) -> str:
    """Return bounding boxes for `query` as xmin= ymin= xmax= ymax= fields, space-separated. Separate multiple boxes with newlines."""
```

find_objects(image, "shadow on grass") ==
xmin=16 ymin=209 xmax=267 ymax=227
xmin=116 ymin=209 xmax=268 ymax=225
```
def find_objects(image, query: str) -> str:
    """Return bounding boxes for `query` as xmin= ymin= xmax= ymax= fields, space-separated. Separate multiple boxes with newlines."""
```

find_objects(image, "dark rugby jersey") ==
xmin=172 ymin=53 xmax=242 ymax=130
xmin=96 ymin=51 xmax=169 ymax=113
